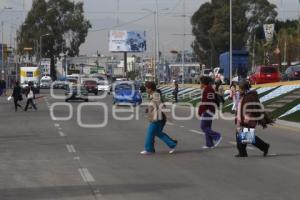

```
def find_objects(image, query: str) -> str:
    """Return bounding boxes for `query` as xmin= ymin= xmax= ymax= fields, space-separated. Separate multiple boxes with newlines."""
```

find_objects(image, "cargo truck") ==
xmin=20 ymin=67 xmax=41 ymax=94
xmin=219 ymin=50 xmax=249 ymax=84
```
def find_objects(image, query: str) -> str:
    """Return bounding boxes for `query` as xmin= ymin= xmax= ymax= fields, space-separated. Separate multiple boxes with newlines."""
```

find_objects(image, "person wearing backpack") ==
xmin=235 ymin=81 xmax=273 ymax=157
xmin=24 ymin=83 xmax=37 ymax=111
xmin=140 ymin=82 xmax=178 ymax=155
xmin=198 ymin=76 xmax=222 ymax=149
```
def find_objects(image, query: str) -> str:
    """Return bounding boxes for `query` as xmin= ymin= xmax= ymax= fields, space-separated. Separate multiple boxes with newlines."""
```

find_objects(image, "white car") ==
xmin=98 ymin=81 xmax=111 ymax=94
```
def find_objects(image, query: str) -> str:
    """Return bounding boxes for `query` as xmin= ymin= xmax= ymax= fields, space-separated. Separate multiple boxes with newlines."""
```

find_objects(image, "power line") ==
xmin=89 ymin=13 xmax=153 ymax=32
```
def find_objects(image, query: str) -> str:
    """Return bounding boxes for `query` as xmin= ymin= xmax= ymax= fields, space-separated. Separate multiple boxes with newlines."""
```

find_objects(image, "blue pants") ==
xmin=145 ymin=120 xmax=177 ymax=152
xmin=201 ymin=112 xmax=221 ymax=147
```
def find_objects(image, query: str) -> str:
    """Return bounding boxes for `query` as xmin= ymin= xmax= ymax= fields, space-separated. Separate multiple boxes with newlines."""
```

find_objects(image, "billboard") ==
xmin=263 ymin=24 xmax=274 ymax=43
xmin=109 ymin=30 xmax=146 ymax=52
xmin=40 ymin=58 xmax=51 ymax=76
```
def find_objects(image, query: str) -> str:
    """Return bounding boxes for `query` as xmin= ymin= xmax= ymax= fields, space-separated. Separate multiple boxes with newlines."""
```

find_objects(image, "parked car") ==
xmin=40 ymin=79 xmax=52 ymax=89
xmin=282 ymin=65 xmax=300 ymax=81
xmin=113 ymin=81 xmax=142 ymax=106
xmin=83 ymin=80 xmax=98 ymax=95
xmin=97 ymin=80 xmax=111 ymax=94
xmin=249 ymin=65 xmax=280 ymax=84
xmin=53 ymin=81 xmax=67 ymax=89
xmin=21 ymin=81 xmax=40 ymax=94
xmin=65 ymin=85 xmax=89 ymax=102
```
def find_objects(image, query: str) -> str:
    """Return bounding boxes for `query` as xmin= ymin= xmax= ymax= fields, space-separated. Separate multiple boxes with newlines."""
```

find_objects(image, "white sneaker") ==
xmin=202 ymin=146 xmax=211 ymax=149
xmin=169 ymin=149 xmax=176 ymax=154
xmin=140 ymin=150 xmax=154 ymax=155
xmin=214 ymin=137 xmax=222 ymax=148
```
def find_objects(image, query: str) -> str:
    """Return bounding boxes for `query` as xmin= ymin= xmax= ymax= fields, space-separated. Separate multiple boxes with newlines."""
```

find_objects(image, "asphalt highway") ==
xmin=0 ymin=89 xmax=300 ymax=200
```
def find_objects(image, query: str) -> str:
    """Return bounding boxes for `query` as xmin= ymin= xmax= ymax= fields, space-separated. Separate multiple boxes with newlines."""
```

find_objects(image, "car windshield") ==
xmin=261 ymin=67 xmax=277 ymax=73
xmin=41 ymin=80 xmax=51 ymax=83
xmin=98 ymin=81 xmax=109 ymax=85
xmin=116 ymin=83 xmax=138 ymax=90
xmin=292 ymin=66 xmax=300 ymax=71
xmin=84 ymin=81 xmax=97 ymax=85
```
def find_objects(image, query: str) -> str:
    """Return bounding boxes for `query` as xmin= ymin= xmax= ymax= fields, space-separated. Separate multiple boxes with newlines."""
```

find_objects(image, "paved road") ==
xmin=0 ymin=89 xmax=300 ymax=200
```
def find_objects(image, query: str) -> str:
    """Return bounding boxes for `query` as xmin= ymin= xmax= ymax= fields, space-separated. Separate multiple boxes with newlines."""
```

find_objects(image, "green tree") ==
xmin=191 ymin=0 xmax=277 ymax=67
xmin=18 ymin=0 xmax=91 ymax=80
xmin=127 ymin=70 xmax=140 ymax=80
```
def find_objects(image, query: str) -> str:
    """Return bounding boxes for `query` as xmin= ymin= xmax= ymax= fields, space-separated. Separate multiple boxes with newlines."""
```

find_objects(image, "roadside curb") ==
xmin=275 ymin=120 xmax=300 ymax=129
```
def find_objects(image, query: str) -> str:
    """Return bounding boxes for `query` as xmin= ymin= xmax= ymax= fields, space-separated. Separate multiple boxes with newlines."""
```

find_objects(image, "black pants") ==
xmin=236 ymin=132 xmax=269 ymax=156
xmin=174 ymin=94 xmax=178 ymax=103
xmin=25 ymin=99 xmax=37 ymax=111
xmin=14 ymin=98 xmax=22 ymax=111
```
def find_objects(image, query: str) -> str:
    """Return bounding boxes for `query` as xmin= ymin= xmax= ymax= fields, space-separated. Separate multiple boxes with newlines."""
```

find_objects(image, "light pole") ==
xmin=229 ymin=0 xmax=232 ymax=84
xmin=1 ymin=21 xmax=4 ymax=79
xmin=142 ymin=8 xmax=158 ymax=82
xmin=0 ymin=7 xmax=13 ymax=80
xmin=181 ymin=0 xmax=186 ymax=87
xmin=142 ymin=5 xmax=168 ymax=83
xmin=39 ymin=33 xmax=50 ymax=63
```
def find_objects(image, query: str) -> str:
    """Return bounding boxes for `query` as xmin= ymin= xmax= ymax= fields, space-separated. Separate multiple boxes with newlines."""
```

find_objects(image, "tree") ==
xmin=191 ymin=0 xmax=277 ymax=67
xmin=18 ymin=0 xmax=91 ymax=80
xmin=127 ymin=70 xmax=139 ymax=80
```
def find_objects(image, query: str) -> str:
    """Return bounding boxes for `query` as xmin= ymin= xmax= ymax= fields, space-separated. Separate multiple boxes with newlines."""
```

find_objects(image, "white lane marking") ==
xmin=180 ymin=125 xmax=185 ymax=128
xmin=229 ymin=141 xmax=255 ymax=150
xmin=73 ymin=157 xmax=80 ymax=160
xmin=58 ymin=127 xmax=62 ymax=130
xmin=54 ymin=123 xmax=60 ymax=127
xmin=58 ymin=131 xmax=65 ymax=137
xmin=66 ymin=145 xmax=76 ymax=153
xmin=189 ymin=129 xmax=205 ymax=135
xmin=78 ymin=168 xmax=95 ymax=183
xmin=166 ymin=122 xmax=174 ymax=126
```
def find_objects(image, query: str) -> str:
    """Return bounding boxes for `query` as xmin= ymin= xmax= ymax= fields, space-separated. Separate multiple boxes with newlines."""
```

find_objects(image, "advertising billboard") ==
xmin=40 ymin=58 xmax=51 ymax=76
xmin=109 ymin=30 xmax=146 ymax=52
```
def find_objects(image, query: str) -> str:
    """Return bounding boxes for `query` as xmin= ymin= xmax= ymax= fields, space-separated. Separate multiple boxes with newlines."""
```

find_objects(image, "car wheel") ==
xmin=85 ymin=99 xmax=89 ymax=102
xmin=94 ymin=92 xmax=98 ymax=96
xmin=65 ymin=99 xmax=68 ymax=102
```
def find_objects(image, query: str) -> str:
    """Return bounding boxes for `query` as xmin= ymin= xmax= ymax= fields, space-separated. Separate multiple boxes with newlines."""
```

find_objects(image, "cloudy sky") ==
xmin=1 ymin=0 xmax=300 ymax=57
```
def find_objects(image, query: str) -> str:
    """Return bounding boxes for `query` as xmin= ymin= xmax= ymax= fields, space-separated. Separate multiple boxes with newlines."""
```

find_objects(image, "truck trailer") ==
xmin=219 ymin=50 xmax=249 ymax=83
xmin=20 ymin=67 xmax=41 ymax=94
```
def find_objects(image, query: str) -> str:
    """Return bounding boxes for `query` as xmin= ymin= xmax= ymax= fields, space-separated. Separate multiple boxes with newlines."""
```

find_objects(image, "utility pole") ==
xmin=229 ymin=0 xmax=232 ymax=84
xmin=181 ymin=0 xmax=186 ymax=87
xmin=252 ymin=34 xmax=256 ymax=71
xmin=1 ymin=21 xmax=4 ymax=80
xmin=154 ymin=0 xmax=159 ymax=83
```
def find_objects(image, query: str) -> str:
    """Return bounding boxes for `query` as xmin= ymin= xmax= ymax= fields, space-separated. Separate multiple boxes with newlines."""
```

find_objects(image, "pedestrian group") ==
xmin=140 ymin=77 xmax=273 ymax=157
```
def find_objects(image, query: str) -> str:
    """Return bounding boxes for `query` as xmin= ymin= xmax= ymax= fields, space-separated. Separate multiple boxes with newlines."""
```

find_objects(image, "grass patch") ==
xmin=221 ymin=87 xmax=277 ymax=113
xmin=280 ymin=110 xmax=300 ymax=122
xmin=263 ymin=88 xmax=297 ymax=106
xmin=269 ymin=98 xmax=300 ymax=119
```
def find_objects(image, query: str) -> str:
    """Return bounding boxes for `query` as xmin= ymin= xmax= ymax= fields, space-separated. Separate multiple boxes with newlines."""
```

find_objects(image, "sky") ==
xmin=1 ymin=0 xmax=300 ymax=57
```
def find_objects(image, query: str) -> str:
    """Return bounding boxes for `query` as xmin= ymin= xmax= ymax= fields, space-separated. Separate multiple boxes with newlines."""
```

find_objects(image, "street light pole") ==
xmin=229 ymin=0 xmax=232 ymax=84
xmin=142 ymin=5 xmax=168 ymax=83
xmin=1 ymin=21 xmax=4 ymax=79
xmin=39 ymin=33 xmax=50 ymax=64
xmin=181 ymin=0 xmax=186 ymax=87
xmin=155 ymin=0 xmax=159 ymax=83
